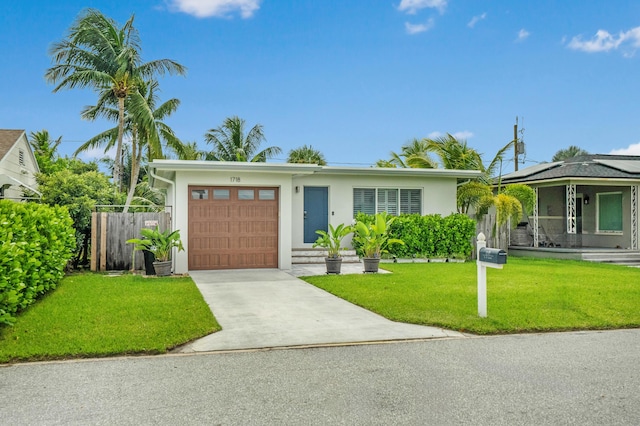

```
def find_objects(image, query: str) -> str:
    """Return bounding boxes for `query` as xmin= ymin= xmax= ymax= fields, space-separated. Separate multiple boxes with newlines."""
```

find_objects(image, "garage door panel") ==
xmin=189 ymin=186 xmax=278 ymax=270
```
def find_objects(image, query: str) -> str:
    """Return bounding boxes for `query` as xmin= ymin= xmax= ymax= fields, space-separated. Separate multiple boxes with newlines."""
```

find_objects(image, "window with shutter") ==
xmin=400 ymin=189 xmax=421 ymax=214
xmin=353 ymin=188 xmax=376 ymax=216
xmin=377 ymin=189 xmax=398 ymax=215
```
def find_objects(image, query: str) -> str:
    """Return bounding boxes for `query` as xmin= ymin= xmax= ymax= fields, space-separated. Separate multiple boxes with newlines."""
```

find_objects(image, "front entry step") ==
xmin=292 ymin=248 xmax=360 ymax=264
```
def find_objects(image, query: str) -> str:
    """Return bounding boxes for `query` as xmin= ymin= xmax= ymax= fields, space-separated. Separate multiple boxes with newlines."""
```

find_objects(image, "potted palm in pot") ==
xmin=353 ymin=212 xmax=404 ymax=273
xmin=127 ymin=227 xmax=184 ymax=276
xmin=313 ymin=223 xmax=353 ymax=274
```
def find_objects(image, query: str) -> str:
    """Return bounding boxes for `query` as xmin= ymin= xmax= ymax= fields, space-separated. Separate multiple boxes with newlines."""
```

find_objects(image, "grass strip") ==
xmin=0 ymin=273 xmax=220 ymax=363
xmin=304 ymin=258 xmax=640 ymax=334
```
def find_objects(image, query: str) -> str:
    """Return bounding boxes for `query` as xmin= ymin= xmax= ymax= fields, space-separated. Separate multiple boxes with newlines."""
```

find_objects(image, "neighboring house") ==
xmin=149 ymin=160 xmax=481 ymax=273
xmin=501 ymin=154 xmax=640 ymax=250
xmin=0 ymin=130 xmax=40 ymax=200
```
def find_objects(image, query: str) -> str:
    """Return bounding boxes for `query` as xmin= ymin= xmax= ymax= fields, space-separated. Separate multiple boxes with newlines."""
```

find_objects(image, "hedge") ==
xmin=0 ymin=200 xmax=75 ymax=326
xmin=354 ymin=212 xmax=476 ymax=259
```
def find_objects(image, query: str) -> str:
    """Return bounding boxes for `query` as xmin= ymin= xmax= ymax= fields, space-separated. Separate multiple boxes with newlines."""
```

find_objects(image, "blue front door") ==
xmin=304 ymin=187 xmax=328 ymax=243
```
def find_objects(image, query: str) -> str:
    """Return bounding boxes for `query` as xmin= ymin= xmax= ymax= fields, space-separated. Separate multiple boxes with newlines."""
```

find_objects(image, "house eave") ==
xmin=149 ymin=160 xmax=483 ymax=185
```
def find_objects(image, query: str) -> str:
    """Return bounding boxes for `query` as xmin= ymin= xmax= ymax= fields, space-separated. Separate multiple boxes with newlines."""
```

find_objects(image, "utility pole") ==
xmin=514 ymin=117 xmax=519 ymax=172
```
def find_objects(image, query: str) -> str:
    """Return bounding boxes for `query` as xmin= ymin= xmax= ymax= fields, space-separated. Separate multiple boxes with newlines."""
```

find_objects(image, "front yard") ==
xmin=0 ymin=273 xmax=220 ymax=363
xmin=303 ymin=258 xmax=640 ymax=334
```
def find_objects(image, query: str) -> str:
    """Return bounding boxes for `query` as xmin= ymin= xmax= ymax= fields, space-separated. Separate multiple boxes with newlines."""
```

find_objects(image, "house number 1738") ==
xmin=230 ymin=176 xmax=241 ymax=182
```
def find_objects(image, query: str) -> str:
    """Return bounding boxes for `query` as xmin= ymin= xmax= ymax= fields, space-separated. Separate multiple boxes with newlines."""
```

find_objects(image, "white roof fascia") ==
xmin=0 ymin=173 xmax=42 ymax=196
xmin=315 ymin=166 xmax=482 ymax=179
xmin=150 ymin=160 xmax=322 ymax=175
xmin=150 ymin=160 xmax=482 ymax=179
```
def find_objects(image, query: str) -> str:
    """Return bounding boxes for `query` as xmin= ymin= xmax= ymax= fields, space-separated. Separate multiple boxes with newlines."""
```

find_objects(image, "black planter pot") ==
xmin=363 ymin=257 xmax=380 ymax=273
xmin=143 ymin=250 xmax=156 ymax=275
xmin=325 ymin=257 xmax=343 ymax=274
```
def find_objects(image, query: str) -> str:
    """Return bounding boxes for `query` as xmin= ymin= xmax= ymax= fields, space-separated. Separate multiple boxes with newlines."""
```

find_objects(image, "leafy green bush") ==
xmin=354 ymin=212 xmax=476 ymax=259
xmin=0 ymin=200 xmax=75 ymax=325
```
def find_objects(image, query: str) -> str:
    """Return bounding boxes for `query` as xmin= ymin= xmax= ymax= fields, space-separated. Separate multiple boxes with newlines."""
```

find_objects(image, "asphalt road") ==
xmin=1 ymin=329 xmax=639 ymax=425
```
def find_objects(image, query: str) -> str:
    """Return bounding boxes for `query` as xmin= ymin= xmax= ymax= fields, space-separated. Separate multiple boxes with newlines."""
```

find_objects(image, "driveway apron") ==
xmin=177 ymin=269 xmax=463 ymax=353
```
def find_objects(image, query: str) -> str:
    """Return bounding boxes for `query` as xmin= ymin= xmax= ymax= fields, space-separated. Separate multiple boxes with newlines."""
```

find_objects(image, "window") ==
xmin=400 ymin=189 xmax=421 ymax=214
xmin=597 ymin=192 xmax=623 ymax=232
xmin=213 ymin=189 xmax=230 ymax=199
xmin=378 ymin=189 xmax=398 ymax=215
xmin=238 ymin=189 xmax=254 ymax=200
xmin=353 ymin=188 xmax=376 ymax=216
xmin=353 ymin=188 xmax=422 ymax=216
xmin=259 ymin=189 xmax=275 ymax=200
xmin=19 ymin=149 xmax=25 ymax=166
xmin=191 ymin=189 xmax=208 ymax=200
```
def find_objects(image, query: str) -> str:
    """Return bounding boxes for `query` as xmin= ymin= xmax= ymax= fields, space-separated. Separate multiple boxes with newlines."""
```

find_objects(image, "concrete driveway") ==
xmin=176 ymin=269 xmax=463 ymax=353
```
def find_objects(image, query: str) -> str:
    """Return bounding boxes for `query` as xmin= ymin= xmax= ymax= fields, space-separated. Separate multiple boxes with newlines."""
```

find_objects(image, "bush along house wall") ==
xmin=353 ymin=212 xmax=476 ymax=259
xmin=0 ymin=200 xmax=76 ymax=326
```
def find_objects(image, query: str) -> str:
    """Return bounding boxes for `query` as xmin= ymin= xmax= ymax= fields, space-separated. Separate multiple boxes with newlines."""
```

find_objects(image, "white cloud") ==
xmin=78 ymin=146 xmax=116 ymax=161
xmin=405 ymin=18 xmax=435 ymax=35
xmin=168 ymin=0 xmax=261 ymax=18
xmin=452 ymin=131 xmax=474 ymax=140
xmin=609 ymin=142 xmax=640 ymax=155
xmin=516 ymin=28 xmax=530 ymax=42
xmin=567 ymin=26 xmax=640 ymax=55
xmin=398 ymin=0 xmax=447 ymax=15
xmin=467 ymin=13 xmax=486 ymax=28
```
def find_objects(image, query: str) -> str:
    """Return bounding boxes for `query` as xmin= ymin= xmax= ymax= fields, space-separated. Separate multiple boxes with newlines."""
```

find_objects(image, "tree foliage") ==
xmin=551 ymin=145 xmax=589 ymax=162
xmin=204 ymin=116 xmax=282 ymax=162
xmin=36 ymin=169 xmax=124 ymax=267
xmin=45 ymin=8 xmax=186 ymax=188
xmin=287 ymin=145 xmax=327 ymax=165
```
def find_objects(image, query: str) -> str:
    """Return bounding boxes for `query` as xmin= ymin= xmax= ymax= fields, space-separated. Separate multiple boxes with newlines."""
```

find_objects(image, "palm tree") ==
xmin=29 ymin=130 xmax=62 ymax=174
xmin=287 ymin=145 xmax=327 ymax=165
xmin=377 ymin=138 xmax=437 ymax=169
xmin=204 ymin=116 xmax=282 ymax=162
xmin=424 ymin=134 xmax=483 ymax=171
xmin=172 ymin=141 xmax=205 ymax=160
xmin=77 ymin=79 xmax=183 ymax=212
xmin=552 ymin=145 xmax=589 ymax=162
xmin=45 ymin=8 xmax=186 ymax=189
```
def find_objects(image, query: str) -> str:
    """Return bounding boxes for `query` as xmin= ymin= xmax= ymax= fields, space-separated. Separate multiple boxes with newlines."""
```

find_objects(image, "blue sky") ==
xmin=2 ymin=0 xmax=640 ymax=173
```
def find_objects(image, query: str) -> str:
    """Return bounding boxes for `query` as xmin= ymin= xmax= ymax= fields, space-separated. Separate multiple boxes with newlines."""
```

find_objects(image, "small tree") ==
xmin=287 ymin=145 xmax=327 ymax=165
xmin=205 ymin=116 xmax=282 ymax=162
xmin=552 ymin=145 xmax=589 ymax=162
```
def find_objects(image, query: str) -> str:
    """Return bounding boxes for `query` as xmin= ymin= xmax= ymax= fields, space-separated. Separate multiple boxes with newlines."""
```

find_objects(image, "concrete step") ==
xmin=292 ymin=248 xmax=360 ymax=264
xmin=581 ymin=250 xmax=640 ymax=265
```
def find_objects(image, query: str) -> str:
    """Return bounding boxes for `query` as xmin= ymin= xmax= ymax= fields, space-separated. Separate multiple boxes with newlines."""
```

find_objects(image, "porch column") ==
xmin=533 ymin=187 xmax=539 ymax=247
xmin=633 ymin=185 xmax=638 ymax=250
xmin=566 ymin=184 xmax=576 ymax=234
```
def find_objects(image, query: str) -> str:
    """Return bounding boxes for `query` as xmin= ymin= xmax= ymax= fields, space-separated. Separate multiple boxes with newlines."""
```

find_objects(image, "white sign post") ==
xmin=476 ymin=232 xmax=505 ymax=318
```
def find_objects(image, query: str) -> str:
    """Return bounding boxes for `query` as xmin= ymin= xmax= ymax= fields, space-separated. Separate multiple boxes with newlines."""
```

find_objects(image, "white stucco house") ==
xmin=149 ymin=160 xmax=482 ymax=273
xmin=0 ymin=130 xmax=40 ymax=200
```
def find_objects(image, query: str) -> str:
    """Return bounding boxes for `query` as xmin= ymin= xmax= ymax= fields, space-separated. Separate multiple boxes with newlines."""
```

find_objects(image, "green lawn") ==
xmin=0 ymin=273 xmax=220 ymax=363
xmin=303 ymin=258 xmax=640 ymax=334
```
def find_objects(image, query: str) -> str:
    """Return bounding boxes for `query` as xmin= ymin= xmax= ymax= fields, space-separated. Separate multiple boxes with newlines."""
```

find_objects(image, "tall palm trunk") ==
xmin=113 ymin=95 xmax=126 ymax=190
xmin=123 ymin=128 xmax=141 ymax=213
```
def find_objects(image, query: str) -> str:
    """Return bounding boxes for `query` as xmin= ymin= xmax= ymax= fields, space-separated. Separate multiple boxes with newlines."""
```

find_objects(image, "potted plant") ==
xmin=313 ymin=223 xmax=353 ymax=274
xmin=127 ymin=227 xmax=184 ymax=276
xmin=352 ymin=212 xmax=404 ymax=273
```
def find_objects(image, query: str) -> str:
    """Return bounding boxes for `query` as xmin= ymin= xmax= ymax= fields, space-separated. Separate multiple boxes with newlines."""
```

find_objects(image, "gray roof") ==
xmin=501 ymin=154 xmax=640 ymax=184
xmin=0 ymin=129 xmax=25 ymax=161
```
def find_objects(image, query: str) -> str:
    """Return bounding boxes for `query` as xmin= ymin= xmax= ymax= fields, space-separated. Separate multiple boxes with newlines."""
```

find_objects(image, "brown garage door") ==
xmin=188 ymin=186 xmax=279 ymax=270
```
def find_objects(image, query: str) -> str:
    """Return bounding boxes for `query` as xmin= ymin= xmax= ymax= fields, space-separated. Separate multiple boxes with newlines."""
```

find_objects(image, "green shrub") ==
xmin=0 ymin=200 xmax=75 ymax=325
xmin=353 ymin=212 xmax=476 ymax=259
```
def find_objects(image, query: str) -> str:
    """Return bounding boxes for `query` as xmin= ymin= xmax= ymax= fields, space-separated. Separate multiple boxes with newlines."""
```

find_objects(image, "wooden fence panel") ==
xmin=91 ymin=212 xmax=171 ymax=271
xmin=472 ymin=214 xmax=509 ymax=255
